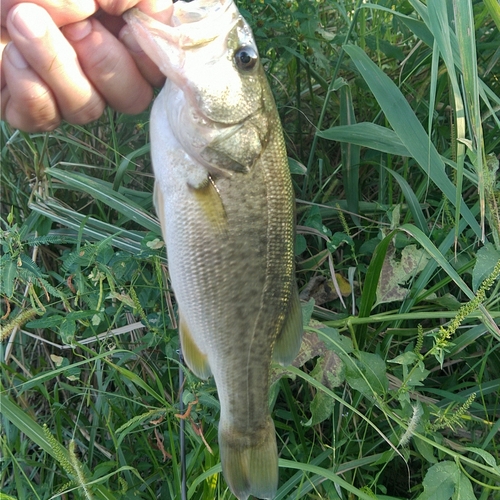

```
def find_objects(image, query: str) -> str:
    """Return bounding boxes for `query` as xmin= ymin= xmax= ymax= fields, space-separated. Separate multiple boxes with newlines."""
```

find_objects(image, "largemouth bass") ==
xmin=124 ymin=2 xmax=303 ymax=498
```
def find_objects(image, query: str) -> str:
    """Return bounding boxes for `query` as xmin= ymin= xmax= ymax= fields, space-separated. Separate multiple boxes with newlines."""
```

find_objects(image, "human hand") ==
xmin=1 ymin=0 xmax=172 ymax=132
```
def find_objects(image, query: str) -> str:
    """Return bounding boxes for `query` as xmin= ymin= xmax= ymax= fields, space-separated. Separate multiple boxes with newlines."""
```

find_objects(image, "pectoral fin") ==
xmin=179 ymin=313 xmax=212 ymax=379
xmin=190 ymin=175 xmax=227 ymax=235
xmin=273 ymin=283 xmax=303 ymax=366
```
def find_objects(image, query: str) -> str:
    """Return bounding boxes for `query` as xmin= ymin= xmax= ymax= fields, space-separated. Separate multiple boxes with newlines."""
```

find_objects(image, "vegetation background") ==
xmin=1 ymin=0 xmax=499 ymax=498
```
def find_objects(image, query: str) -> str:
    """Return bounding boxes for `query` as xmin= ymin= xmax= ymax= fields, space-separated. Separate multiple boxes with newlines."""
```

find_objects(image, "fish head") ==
xmin=124 ymin=0 xmax=265 ymax=126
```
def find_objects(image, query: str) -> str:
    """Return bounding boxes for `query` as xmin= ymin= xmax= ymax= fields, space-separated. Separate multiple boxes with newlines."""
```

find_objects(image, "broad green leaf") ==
xmin=342 ymin=44 xmax=480 ymax=237
xmin=318 ymin=351 xmax=344 ymax=389
xmin=316 ymin=326 xmax=353 ymax=355
xmin=465 ymin=447 xmax=500 ymax=474
xmin=389 ymin=351 xmax=419 ymax=366
xmin=288 ymin=157 xmax=307 ymax=175
xmin=406 ymin=364 xmax=430 ymax=388
xmin=0 ymin=259 xmax=17 ymax=298
xmin=59 ymin=318 xmax=76 ymax=344
xmin=417 ymin=461 xmax=475 ymax=500
xmin=301 ymin=299 xmax=316 ymax=327
xmin=304 ymin=390 xmax=336 ymax=427
xmin=418 ymin=461 xmax=458 ymax=500
xmin=375 ymin=244 xmax=429 ymax=306
xmin=26 ymin=315 xmax=64 ymax=329
xmin=343 ymin=351 xmax=388 ymax=397
xmin=295 ymin=234 xmax=307 ymax=255
xmin=472 ymin=244 xmax=500 ymax=292
xmin=454 ymin=471 xmax=476 ymax=500
xmin=414 ymin=436 xmax=438 ymax=464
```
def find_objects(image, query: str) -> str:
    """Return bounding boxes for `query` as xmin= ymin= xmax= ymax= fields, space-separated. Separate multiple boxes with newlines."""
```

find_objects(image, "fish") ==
xmin=124 ymin=2 xmax=303 ymax=498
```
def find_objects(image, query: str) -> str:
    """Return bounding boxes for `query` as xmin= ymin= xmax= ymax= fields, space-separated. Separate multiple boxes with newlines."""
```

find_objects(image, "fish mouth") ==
xmin=124 ymin=1 xmax=255 ymax=126
xmin=124 ymin=0 xmax=238 ymax=49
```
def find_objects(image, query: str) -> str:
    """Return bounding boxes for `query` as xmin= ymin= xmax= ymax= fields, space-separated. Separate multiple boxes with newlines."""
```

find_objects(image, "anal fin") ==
xmin=179 ymin=313 xmax=211 ymax=380
xmin=273 ymin=282 xmax=303 ymax=366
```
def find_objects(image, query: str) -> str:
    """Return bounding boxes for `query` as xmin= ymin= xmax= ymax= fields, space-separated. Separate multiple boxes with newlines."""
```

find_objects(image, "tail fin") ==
xmin=219 ymin=417 xmax=278 ymax=500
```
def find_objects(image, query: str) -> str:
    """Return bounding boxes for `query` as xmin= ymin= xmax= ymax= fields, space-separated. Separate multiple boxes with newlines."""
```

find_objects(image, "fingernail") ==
xmin=6 ymin=42 xmax=29 ymax=69
xmin=121 ymin=28 xmax=143 ymax=54
xmin=62 ymin=20 xmax=93 ymax=42
xmin=10 ymin=4 xmax=47 ymax=39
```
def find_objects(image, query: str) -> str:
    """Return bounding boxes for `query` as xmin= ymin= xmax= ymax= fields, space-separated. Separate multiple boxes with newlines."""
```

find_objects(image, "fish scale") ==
xmin=125 ymin=2 xmax=303 ymax=498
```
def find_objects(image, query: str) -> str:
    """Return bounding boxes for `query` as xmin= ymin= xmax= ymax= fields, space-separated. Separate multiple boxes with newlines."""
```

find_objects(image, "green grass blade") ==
xmin=187 ymin=457 xmax=380 ymax=499
xmin=363 ymin=2 xmax=434 ymax=46
xmin=113 ymin=144 xmax=151 ymax=191
xmin=399 ymin=207 xmax=476 ymax=313
xmin=47 ymin=168 xmax=159 ymax=233
xmin=483 ymin=0 xmax=500 ymax=31
xmin=454 ymin=0 xmax=486 ymax=235
xmin=318 ymin=122 xmax=410 ymax=157
xmin=382 ymin=167 xmax=428 ymax=233
xmin=400 ymin=223 xmax=474 ymax=300
xmin=339 ymin=84 xmax=361 ymax=225
xmin=0 ymin=392 xmax=70 ymax=462
xmin=401 ymin=224 xmax=498 ymax=336
xmin=427 ymin=0 xmax=467 ymax=244
xmin=356 ymin=229 xmax=397 ymax=346
xmin=30 ymin=199 xmax=161 ymax=259
xmin=342 ymin=44 xmax=480 ymax=238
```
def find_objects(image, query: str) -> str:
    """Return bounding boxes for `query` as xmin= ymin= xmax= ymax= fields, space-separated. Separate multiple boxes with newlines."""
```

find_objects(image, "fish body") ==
xmin=124 ymin=2 xmax=302 ymax=498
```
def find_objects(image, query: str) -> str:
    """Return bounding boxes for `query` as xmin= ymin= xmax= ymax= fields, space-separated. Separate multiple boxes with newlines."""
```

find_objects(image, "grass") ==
xmin=1 ymin=0 xmax=500 ymax=498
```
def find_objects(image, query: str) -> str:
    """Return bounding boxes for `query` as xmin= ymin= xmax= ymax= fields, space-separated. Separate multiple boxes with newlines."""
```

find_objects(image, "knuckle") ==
xmin=99 ymin=0 xmax=135 ymax=16
xmin=65 ymin=95 xmax=105 ymax=125
xmin=10 ymin=85 xmax=60 ymax=131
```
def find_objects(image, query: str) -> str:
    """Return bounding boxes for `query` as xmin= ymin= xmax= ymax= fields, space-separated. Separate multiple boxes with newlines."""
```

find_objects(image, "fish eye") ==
xmin=234 ymin=46 xmax=258 ymax=71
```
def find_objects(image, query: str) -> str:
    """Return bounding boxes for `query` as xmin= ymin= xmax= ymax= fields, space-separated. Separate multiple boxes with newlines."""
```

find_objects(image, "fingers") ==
xmin=120 ymin=25 xmax=166 ymax=89
xmin=118 ymin=0 xmax=172 ymax=89
xmin=0 ymin=0 xmax=173 ymax=131
xmin=5 ymin=3 xmax=105 ymax=129
xmin=118 ymin=0 xmax=171 ymax=88
xmin=1 ymin=0 xmax=97 ymax=28
xmin=62 ymin=17 xmax=153 ymax=114
xmin=2 ymin=42 xmax=60 ymax=131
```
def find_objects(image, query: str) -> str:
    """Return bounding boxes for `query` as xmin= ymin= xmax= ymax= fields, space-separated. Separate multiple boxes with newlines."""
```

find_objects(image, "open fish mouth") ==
xmin=124 ymin=0 xmax=239 ymax=49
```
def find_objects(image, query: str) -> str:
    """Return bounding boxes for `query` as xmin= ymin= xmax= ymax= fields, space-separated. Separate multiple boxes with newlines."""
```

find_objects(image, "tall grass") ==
xmin=1 ymin=0 xmax=499 ymax=498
